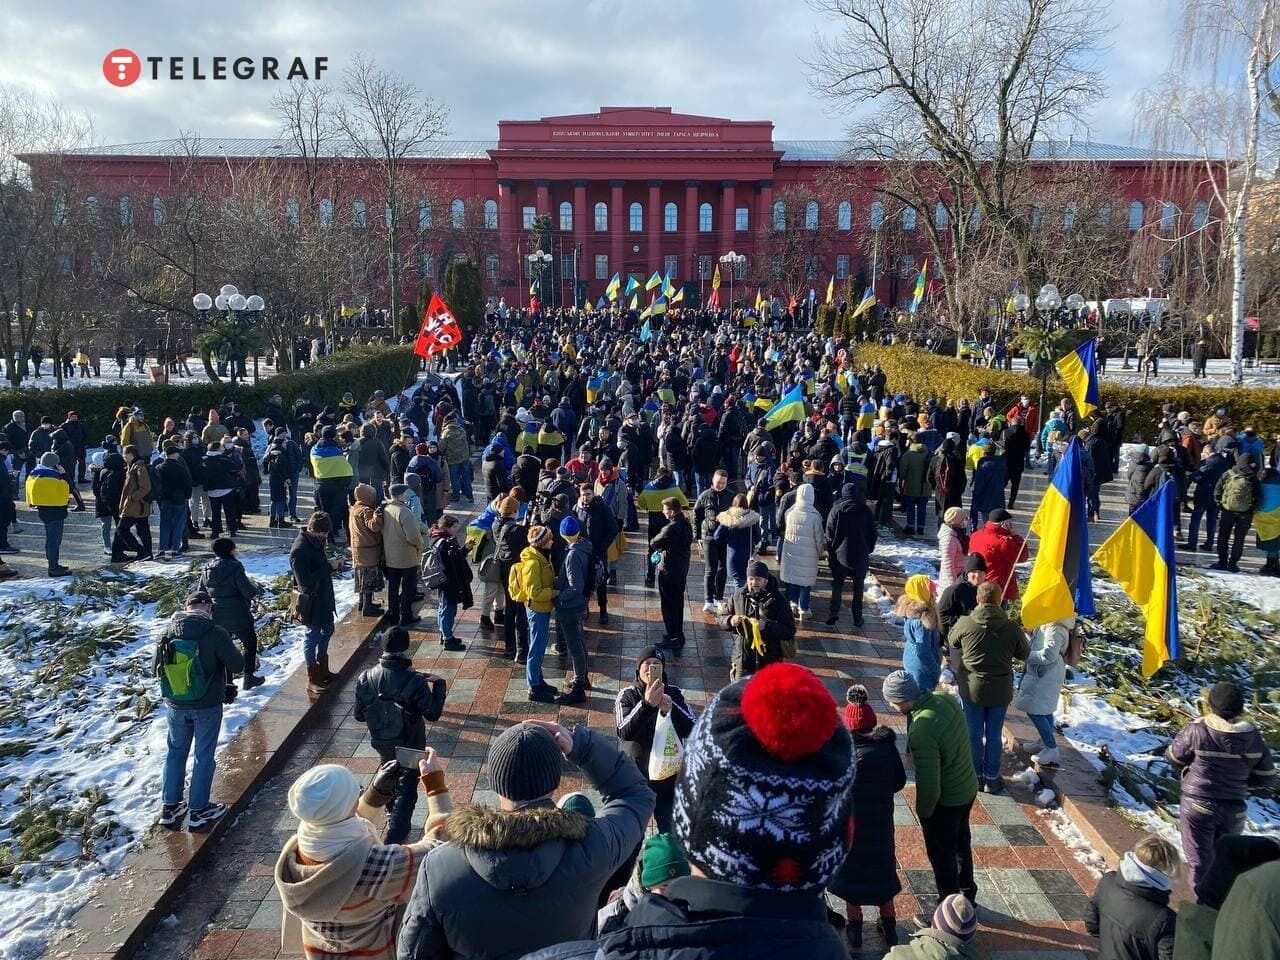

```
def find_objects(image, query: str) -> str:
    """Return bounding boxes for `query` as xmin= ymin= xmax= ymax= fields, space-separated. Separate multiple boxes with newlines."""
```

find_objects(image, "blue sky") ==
xmin=0 ymin=0 xmax=1176 ymax=147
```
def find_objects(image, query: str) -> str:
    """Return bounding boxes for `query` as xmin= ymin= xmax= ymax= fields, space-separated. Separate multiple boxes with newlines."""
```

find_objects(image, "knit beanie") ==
xmin=529 ymin=525 xmax=553 ymax=549
xmin=640 ymin=832 xmax=692 ymax=889
xmin=843 ymin=684 xmax=877 ymax=733
xmin=673 ymin=662 xmax=854 ymax=892
xmin=933 ymin=893 xmax=977 ymax=942
xmin=306 ymin=512 xmax=332 ymax=534
xmin=1207 ymin=681 xmax=1245 ymax=720
xmin=383 ymin=626 xmax=410 ymax=654
xmin=499 ymin=496 xmax=521 ymax=518
xmin=747 ymin=560 xmax=770 ymax=579
xmin=882 ymin=669 xmax=922 ymax=704
xmin=904 ymin=574 xmax=934 ymax=604
xmin=40 ymin=452 xmax=59 ymax=468
xmin=557 ymin=792 xmax=595 ymax=818
xmin=288 ymin=764 xmax=361 ymax=826
xmin=487 ymin=722 xmax=563 ymax=804
xmin=559 ymin=515 xmax=581 ymax=540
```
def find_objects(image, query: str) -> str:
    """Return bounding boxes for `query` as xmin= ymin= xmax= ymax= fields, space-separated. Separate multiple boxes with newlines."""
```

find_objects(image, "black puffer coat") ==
xmin=828 ymin=726 xmax=906 ymax=906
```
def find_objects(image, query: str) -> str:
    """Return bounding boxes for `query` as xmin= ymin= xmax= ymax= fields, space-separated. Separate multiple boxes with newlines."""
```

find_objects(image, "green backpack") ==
xmin=156 ymin=631 xmax=213 ymax=703
xmin=1220 ymin=472 xmax=1255 ymax=513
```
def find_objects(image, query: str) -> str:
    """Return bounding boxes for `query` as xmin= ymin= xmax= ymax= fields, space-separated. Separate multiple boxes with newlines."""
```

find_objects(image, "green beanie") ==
xmin=640 ymin=832 xmax=691 ymax=889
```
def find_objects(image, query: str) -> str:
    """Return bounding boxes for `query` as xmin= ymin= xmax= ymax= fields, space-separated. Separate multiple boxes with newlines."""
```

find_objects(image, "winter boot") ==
xmin=555 ymin=681 xmax=587 ymax=705
xmin=306 ymin=664 xmax=327 ymax=694
xmin=479 ymin=614 xmax=494 ymax=631
xmin=844 ymin=923 xmax=862 ymax=952
xmin=494 ymin=608 xmax=505 ymax=625
xmin=317 ymin=654 xmax=336 ymax=683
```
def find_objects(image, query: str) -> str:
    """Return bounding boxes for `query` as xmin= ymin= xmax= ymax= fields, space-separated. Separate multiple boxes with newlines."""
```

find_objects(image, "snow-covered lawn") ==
xmin=1006 ymin=356 xmax=1280 ymax=390
xmin=0 ymin=554 xmax=356 ymax=960
xmin=3 ymin=361 xmax=288 ymax=393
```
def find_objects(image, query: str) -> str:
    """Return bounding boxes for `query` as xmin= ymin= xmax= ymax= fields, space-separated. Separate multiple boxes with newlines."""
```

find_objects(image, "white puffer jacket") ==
xmin=779 ymin=485 xmax=825 ymax=587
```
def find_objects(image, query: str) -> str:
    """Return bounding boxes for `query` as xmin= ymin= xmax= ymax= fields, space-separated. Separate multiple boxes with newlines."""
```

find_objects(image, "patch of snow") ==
xmin=1037 ymin=807 xmax=1108 ymax=877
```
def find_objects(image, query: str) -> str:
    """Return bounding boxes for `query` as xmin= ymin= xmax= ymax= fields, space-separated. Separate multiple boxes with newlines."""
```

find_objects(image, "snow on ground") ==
xmin=0 ymin=552 xmax=356 ymax=960
xmin=1008 ymin=356 xmax=1280 ymax=391
xmin=4 ymin=362 xmax=285 ymax=393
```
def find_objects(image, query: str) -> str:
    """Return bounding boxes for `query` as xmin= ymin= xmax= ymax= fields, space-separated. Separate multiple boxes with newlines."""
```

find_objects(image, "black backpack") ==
xmin=365 ymin=693 xmax=408 ymax=744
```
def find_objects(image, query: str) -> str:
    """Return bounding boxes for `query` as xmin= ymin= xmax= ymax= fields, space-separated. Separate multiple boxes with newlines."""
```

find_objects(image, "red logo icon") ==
xmin=103 ymin=49 xmax=142 ymax=87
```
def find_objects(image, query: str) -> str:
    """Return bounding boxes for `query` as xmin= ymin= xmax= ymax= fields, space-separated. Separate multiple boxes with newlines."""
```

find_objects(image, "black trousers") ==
xmin=1218 ymin=510 xmax=1252 ymax=566
xmin=829 ymin=563 xmax=867 ymax=623
xmin=113 ymin=515 xmax=152 ymax=560
xmin=1007 ymin=469 xmax=1024 ymax=508
xmin=920 ymin=798 xmax=977 ymax=902
xmin=703 ymin=540 xmax=727 ymax=603
xmin=231 ymin=621 xmax=259 ymax=680
xmin=386 ymin=565 xmax=417 ymax=626
xmin=209 ymin=493 xmax=238 ymax=537
xmin=658 ymin=569 xmax=687 ymax=642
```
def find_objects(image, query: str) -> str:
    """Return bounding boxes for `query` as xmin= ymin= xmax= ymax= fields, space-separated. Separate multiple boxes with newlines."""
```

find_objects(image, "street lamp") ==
xmin=719 ymin=251 xmax=746 ymax=313
xmin=192 ymin=284 xmax=267 ymax=385
xmin=527 ymin=249 xmax=552 ymax=312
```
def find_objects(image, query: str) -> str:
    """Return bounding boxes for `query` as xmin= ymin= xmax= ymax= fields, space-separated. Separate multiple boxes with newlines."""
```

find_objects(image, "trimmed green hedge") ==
xmin=2 ymin=345 xmax=418 ymax=442
xmin=852 ymin=345 xmax=1280 ymax=440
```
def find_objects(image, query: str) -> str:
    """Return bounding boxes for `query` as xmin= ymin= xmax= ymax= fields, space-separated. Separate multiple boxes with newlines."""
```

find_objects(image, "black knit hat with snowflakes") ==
xmin=673 ymin=662 xmax=854 ymax=893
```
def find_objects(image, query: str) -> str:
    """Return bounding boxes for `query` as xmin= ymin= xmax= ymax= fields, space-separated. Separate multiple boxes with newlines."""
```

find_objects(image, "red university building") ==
xmin=56 ymin=106 xmax=1212 ymax=311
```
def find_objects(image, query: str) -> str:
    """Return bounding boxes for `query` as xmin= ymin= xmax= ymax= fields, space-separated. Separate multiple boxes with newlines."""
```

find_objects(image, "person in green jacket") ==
xmin=885 ymin=669 xmax=979 ymax=911
xmin=947 ymin=580 xmax=1030 ymax=794
xmin=897 ymin=433 xmax=932 ymax=536
xmin=885 ymin=893 xmax=980 ymax=959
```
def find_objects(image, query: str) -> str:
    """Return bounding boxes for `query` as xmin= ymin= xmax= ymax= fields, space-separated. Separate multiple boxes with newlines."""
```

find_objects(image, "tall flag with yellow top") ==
xmin=754 ymin=288 xmax=765 ymax=312
xmin=707 ymin=264 xmax=722 ymax=309
xmin=1093 ymin=479 xmax=1180 ymax=677
xmin=645 ymin=271 xmax=663 ymax=291
xmin=1056 ymin=339 xmax=1101 ymax=419
xmin=624 ymin=275 xmax=640 ymax=297
xmin=826 ymin=275 xmax=835 ymax=305
xmin=909 ymin=260 xmax=928 ymax=313
xmin=662 ymin=272 xmax=677 ymax=299
xmin=1021 ymin=438 xmax=1095 ymax=630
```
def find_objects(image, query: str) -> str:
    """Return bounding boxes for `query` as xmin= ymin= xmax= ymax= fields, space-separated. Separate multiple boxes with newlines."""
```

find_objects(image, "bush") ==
xmin=852 ymin=344 xmax=1280 ymax=440
xmin=2 ymin=345 xmax=418 ymax=442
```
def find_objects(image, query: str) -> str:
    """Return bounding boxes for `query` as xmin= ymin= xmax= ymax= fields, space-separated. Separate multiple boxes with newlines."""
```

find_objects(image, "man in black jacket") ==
xmin=60 ymin=410 xmax=88 ymax=483
xmin=201 ymin=442 xmax=241 ymax=538
xmin=651 ymin=498 xmax=694 ymax=651
xmin=719 ymin=561 xmax=796 ymax=680
xmin=574 ymin=482 xmax=619 ymax=625
xmin=694 ymin=470 xmax=734 ymax=614
xmin=289 ymin=512 xmax=343 ymax=691
xmin=939 ymin=553 xmax=987 ymax=639
xmin=155 ymin=444 xmax=193 ymax=559
xmin=825 ymin=482 xmax=878 ymax=627
xmin=353 ymin=625 xmax=446 ymax=843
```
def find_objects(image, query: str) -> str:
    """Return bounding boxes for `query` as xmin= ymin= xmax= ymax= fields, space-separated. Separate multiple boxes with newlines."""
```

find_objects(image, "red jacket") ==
xmin=1005 ymin=402 xmax=1039 ymax=440
xmin=968 ymin=523 xmax=1028 ymax=601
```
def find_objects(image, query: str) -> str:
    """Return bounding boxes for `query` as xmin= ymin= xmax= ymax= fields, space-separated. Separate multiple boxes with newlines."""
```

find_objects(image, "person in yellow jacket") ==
xmin=509 ymin=526 xmax=557 ymax=702
xmin=27 ymin=452 xmax=71 ymax=575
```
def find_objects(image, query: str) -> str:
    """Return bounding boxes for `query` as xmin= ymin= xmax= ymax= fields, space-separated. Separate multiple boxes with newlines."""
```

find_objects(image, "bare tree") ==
xmin=272 ymin=80 xmax=338 ymax=210
xmin=334 ymin=54 xmax=447 ymax=338
xmin=1139 ymin=0 xmax=1279 ymax=382
xmin=756 ymin=184 xmax=834 ymax=302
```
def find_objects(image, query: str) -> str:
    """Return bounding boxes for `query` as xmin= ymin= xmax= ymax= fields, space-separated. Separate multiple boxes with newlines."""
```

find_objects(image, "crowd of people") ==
xmin=3 ymin=305 xmax=1279 ymax=959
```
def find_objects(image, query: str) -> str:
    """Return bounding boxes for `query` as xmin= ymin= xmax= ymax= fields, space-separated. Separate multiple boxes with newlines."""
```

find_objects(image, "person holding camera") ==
xmin=353 ymin=626 xmax=447 ymax=844
xmin=154 ymin=590 xmax=244 ymax=832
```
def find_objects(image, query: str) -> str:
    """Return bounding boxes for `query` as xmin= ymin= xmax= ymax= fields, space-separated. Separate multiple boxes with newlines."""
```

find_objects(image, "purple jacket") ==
xmin=1166 ymin=715 xmax=1275 ymax=808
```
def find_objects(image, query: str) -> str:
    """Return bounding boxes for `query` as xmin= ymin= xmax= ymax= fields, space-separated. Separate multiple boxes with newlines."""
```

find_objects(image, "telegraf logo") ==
xmin=102 ymin=49 xmax=328 ymax=86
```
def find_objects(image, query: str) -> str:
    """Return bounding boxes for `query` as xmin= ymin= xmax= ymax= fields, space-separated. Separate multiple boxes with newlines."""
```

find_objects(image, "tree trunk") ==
xmin=201 ymin=352 xmax=221 ymax=384
xmin=1230 ymin=34 xmax=1263 ymax=386
xmin=388 ymin=217 xmax=401 ymax=338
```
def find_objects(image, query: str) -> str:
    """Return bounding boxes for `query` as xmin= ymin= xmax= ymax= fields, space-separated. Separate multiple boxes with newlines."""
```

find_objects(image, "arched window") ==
xmin=663 ymin=202 xmax=678 ymax=232
xmin=559 ymin=201 xmax=573 ymax=231
xmin=594 ymin=202 xmax=608 ymax=231
xmin=837 ymin=201 xmax=852 ymax=231
xmin=483 ymin=199 xmax=498 ymax=230
xmin=1161 ymin=202 xmax=1177 ymax=232
xmin=84 ymin=196 xmax=99 ymax=223
xmin=152 ymin=196 xmax=165 ymax=226
xmin=1192 ymin=200 xmax=1209 ymax=229
xmin=804 ymin=200 xmax=819 ymax=230
xmin=934 ymin=202 xmax=949 ymax=228
xmin=629 ymin=202 xmax=643 ymax=232
xmin=319 ymin=198 xmax=334 ymax=226
xmin=450 ymin=198 xmax=465 ymax=229
xmin=119 ymin=196 xmax=133 ymax=226
xmin=699 ymin=202 xmax=713 ymax=232
xmin=1063 ymin=203 xmax=1077 ymax=229
xmin=418 ymin=200 xmax=432 ymax=230
xmin=772 ymin=200 xmax=785 ymax=230
xmin=1128 ymin=200 xmax=1144 ymax=231
xmin=869 ymin=201 xmax=884 ymax=230
xmin=902 ymin=206 xmax=917 ymax=232
xmin=352 ymin=199 xmax=366 ymax=227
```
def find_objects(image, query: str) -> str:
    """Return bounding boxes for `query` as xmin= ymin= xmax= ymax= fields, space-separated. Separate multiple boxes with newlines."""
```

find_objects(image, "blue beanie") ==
xmin=560 ymin=515 xmax=581 ymax=539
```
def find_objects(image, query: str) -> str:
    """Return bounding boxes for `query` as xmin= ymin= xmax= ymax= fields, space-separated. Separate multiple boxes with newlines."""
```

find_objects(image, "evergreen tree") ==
xmin=442 ymin=258 xmax=483 ymax=337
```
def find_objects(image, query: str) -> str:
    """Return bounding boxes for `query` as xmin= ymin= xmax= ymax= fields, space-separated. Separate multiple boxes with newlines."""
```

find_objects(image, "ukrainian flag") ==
xmin=670 ymin=287 xmax=685 ymax=304
xmin=645 ymin=271 xmax=662 ymax=291
xmin=594 ymin=296 xmax=607 ymax=310
xmin=851 ymin=287 xmax=876 ymax=319
xmin=662 ymin=272 xmax=676 ymax=298
xmin=652 ymin=294 xmax=668 ymax=315
xmin=1056 ymin=339 xmax=1101 ymax=419
xmin=763 ymin=383 xmax=806 ymax=429
xmin=754 ymin=288 xmax=765 ymax=312
xmin=628 ymin=293 xmax=639 ymax=311
xmin=1255 ymin=474 xmax=1280 ymax=549
xmin=639 ymin=318 xmax=652 ymax=343
xmin=529 ymin=276 xmax=540 ymax=297
xmin=909 ymin=260 xmax=928 ymax=313
xmin=826 ymin=275 xmax=835 ymax=305
xmin=605 ymin=273 xmax=622 ymax=301
xmin=1022 ymin=437 xmax=1096 ymax=630
xmin=1093 ymin=479 xmax=1180 ymax=678
xmin=624 ymin=275 xmax=640 ymax=297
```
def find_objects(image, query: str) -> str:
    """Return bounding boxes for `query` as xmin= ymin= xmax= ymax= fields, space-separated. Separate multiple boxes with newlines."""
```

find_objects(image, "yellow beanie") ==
xmin=904 ymin=574 xmax=934 ymax=605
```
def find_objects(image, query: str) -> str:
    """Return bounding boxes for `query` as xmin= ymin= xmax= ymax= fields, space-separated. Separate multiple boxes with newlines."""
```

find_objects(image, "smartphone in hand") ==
xmin=395 ymin=745 xmax=427 ymax=769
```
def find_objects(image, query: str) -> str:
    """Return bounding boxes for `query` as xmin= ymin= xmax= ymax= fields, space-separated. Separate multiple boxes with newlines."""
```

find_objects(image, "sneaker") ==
xmin=702 ymin=601 xmax=716 ymax=613
xmin=527 ymin=686 xmax=556 ymax=703
xmin=655 ymin=637 xmax=685 ymax=653
xmin=155 ymin=551 xmax=168 ymax=560
xmin=985 ymin=777 xmax=1006 ymax=795
xmin=158 ymin=800 xmax=188 ymax=828
xmin=187 ymin=802 xmax=227 ymax=832
xmin=479 ymin=615 xmax=495 ymax=631
xmin=48 ymin=565 xmax=72 ymax=577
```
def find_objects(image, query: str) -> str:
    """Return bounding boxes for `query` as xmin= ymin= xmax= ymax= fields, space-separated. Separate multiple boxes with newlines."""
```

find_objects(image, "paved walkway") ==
xmin=133 ymin=529 xmax=1100 ymax=960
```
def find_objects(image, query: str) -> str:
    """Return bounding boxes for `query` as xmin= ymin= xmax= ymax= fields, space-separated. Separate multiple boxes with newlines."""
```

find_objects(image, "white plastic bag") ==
xmin=647 ymin=710 xmax=684 ymax=781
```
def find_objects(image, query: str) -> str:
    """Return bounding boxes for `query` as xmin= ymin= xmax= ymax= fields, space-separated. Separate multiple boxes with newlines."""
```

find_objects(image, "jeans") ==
xmin=159 ymin=502 xmax=188 ymax=553
xmin=1027 ymin=712 xmax=1057 ymax=749
xmin=963 ymin=700 xmax=1008 ymax=781
xmin=43 ymin=516 xmax=65 ymax=568
xmin=1189 ymin=501 xmax=1219 ymax=546
xmin=702 ymin=540 xmax=727 ymax=603
xmin=386 ymin=566 xmax=418 ymax=626
xmin=526 ymin=609 xmax=550 ymax=688
xmin=558 ymin=606 xmax=588 ymax=683
xmin=99 ymin=516 xmax=115 ymax=552
xmin=905 ymin=495 xmax=928 ymax=530
xmin=448 ymin=462 xmax=474 ymax=502
xmin=376 ymin=748 xmax=419 ymax=845
xmin=303 ymin=622 xmax=333 ymax=666
xmin=270 ymin=498 xmax=287 ymax=522
xmin=786 ymin=583 xmax=812 ymax=612
xmin=758 ymin=507 xmax=778 ymax=548
xmin=162 ymin=703 xmax=223 ymax=810
xmin=437 ymin=595 xmax=457 ymax=640
xmin=920 ymin=798 xmax=977 ymax=902
xmin=694 ymin=471 xmax=712 ymax=497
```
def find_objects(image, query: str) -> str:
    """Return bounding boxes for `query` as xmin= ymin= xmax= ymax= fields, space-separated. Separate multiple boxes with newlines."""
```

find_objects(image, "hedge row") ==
xmin=1 ymin=345 xmax=419 ymax=442
xmin=851 ymin=345 xmax=1280 ymax=440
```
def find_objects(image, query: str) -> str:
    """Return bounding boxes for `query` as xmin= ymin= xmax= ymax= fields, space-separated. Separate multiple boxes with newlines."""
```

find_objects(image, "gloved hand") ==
xmin=223 ymin=684 xmax=238 ymax=705
xmin=371 ymin=758 xmax=401 ymax=796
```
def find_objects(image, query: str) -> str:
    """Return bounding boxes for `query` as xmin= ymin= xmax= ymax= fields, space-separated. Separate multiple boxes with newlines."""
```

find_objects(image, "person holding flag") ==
xmin=414 ymin=293 xmax=464 ymax=364
xmin=708 ymin=263 xmax=722 ymax=310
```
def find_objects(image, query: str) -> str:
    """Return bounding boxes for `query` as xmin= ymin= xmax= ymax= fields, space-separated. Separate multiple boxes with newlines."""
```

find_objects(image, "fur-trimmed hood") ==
xmin=715 ymin=505 xmax=761 ymax=529
xmin=442 ymin=802 xmax=591 ymax=893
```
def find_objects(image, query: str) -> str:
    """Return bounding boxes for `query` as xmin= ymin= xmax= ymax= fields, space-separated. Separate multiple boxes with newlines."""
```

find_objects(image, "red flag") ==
xmin=414 ymin=293 xmax=463 ymax=359
xmin=707 ymin=288 xmax=720 ymax=310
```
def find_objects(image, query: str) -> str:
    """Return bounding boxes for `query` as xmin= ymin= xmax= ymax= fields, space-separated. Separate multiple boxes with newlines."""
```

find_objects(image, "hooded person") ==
xmin=396 ymin=720 xmax=654 ymax=960
xmin=613 ymin=645 xmax=696 ymax=833
xmin=778 ymin=483 xmax=825 ymax=618
xmin=348 ymin=483 xmax=385 ymax=616
xmin=276 ymin=757 xmax=452 ymax=960
xmin=824 ymin=481 xmax=878 ymax=627
xmin=710 ymin=493 xmax=761 ymax=594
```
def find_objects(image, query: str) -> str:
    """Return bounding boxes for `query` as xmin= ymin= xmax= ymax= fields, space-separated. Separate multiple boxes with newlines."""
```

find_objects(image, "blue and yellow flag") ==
xmin=605 ymin=273 xmax=621 ymax=301
xmin=909 ymin=260 xmax=928 ymax=313
xmin=1022 ymin=438 xmax=1095 ymax=630
xmin=1093 ymin=479 xmax=1180 ymax=678
xmin=763 ymin=383 xmax=806 ymax=430
xmin=639 ymin=318 xmax=652 ymax=343
xmin=1256 ymin=476 xmax=1280 ymax=548
xmin=628 ymin=293 xmax=639 ymax=311
xmin=851 ymin=287 xmax=876 ymax=319
xmin=754 ymin=288 xmax=765 ymax=312
xmin=662 ymin=272 xmax=676 ymax=298
xmin=594 ymin=296 xmax=607 ymax=310
xmin=670 ymin=287 xmax=685 ymax=304
xmin=529 ymin=276 xmax=540 ymax=297
xmin=826 ymin=275 xmax=835 ymax=305
xmin=624 ymin=275 xmax=640 ymax=297
xmin=1056 ymin=339 xmax=1101 ymax=419
xmin=645 ymin=271 xmax=662 ymax=291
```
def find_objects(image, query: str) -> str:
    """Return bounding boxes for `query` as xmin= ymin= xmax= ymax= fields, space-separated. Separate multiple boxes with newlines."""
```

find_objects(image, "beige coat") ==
xmin=119 ymin=460 xmax=151 ymax=519
xmin=348 ymin=484 xmax=384 ymax=569
xmin=382 ymin=499 xmax=423 ymax=569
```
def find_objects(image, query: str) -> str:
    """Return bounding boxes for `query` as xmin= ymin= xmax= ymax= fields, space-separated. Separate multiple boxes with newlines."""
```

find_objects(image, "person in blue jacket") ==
xmin=969 ymin=443 xmax=1008 ymax=530
xmin=1189 ymin=448 xmax=1232 ymax=551
xmin=896 ymin=574 xmax=943 ymax=693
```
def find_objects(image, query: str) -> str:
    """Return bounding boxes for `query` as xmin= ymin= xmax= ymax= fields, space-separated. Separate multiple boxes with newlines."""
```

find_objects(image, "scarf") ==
xmin=1120 ymin=851 xmax=1172 ymax=892
xmin=289 ymin=764 xmax=380 ymax=863
xmin=296 ymin=815 xmax=380 ymax=863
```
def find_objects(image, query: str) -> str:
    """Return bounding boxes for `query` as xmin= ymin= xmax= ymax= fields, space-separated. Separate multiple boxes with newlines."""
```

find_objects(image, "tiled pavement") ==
xmin=137 ymin=538 xmax=1100 ymax=960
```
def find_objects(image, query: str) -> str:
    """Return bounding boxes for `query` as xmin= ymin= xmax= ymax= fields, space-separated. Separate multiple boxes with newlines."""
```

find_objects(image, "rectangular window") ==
xmin=735 ymin=207 xmax=749 ymax=231
xmin=522 ymin=206 xmax=536 ymax=230
xmin=561 ymin=253 xmax=575 ymax=279
xmin=420 ymin=252 xmax=435 ymax=278
xmin=352 ymin=200 xmax=367 ymax=228
xmin=835 ymin=255 xmax=850 ymax=280
xmin=594 ymin=254 xmax=609 ymax=280
xmin=664 ymin=255 xmax=678 ymax=278
xmin=699 ymin=255 xmax=712 ymax=279
xmin=486 ymin=254 xmax=499 ymax=279
xmin=733 ymin=257 xmax=747 ymax=280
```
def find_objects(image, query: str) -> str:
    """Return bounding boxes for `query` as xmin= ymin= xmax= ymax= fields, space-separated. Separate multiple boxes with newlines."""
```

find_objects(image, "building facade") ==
xmin=53 ymin=106 xmax=1215 ymax=311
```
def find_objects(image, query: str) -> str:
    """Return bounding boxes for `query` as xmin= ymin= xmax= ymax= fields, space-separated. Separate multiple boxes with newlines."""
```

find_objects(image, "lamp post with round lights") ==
xmin=526 ymin=249 xmax=552 ymax=312
xmin=719 ymin=251 xmax=745 ymax=312
xmin=192 ymin=284 xmax=266 ymax=385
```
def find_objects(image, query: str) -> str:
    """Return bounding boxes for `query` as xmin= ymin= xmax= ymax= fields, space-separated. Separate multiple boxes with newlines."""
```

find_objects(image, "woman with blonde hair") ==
xmin=896 ymin=573 xmax=943 ymax=694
